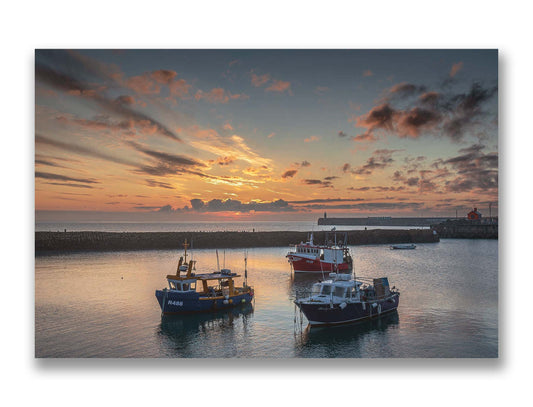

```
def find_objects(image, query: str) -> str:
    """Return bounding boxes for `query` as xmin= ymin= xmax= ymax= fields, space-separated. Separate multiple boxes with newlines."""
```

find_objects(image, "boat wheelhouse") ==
xmin=155 ymin=241 xmax=254 ymax=315
xmin=286 ymin=231 xmax=352 ymax=273
xmin=294 ymin=273 xmax=399 ymax=326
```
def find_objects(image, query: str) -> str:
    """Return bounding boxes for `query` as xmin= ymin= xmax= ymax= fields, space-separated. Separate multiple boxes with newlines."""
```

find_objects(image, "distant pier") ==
xmin=318 ymin=217 xmax=451 ymax=227
xmin=35 ymin=229 xmax=439 ymax=254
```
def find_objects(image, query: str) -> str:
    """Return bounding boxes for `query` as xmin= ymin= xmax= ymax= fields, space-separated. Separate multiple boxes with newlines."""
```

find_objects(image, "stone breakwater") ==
xmin=35 ymin=229 xmax=439 ymax=254
xmin=430 ymin=221 xmax=498 ymax=239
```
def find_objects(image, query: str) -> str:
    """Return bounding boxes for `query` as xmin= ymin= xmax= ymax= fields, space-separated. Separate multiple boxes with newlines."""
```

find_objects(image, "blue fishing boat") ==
xmin=155 ymin=241 xmax=254 ymax=315
xmin=294 ymin=273 xmax=399 ymax=326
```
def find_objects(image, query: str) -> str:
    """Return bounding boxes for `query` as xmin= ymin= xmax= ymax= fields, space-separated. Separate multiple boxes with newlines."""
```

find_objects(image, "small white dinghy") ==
xmin=390 ymin=244 xmax=416 ymax=250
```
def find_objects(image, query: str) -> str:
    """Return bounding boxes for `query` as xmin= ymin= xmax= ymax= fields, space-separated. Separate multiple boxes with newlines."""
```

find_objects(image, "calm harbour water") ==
xmin=35 ymin=238 xmax=498 ymax=358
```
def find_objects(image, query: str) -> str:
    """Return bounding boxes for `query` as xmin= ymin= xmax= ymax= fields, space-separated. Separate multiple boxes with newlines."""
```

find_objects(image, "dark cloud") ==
xmin=35 ymin=61 xmax=182 ymax=142
xmin=214 ymin=156 xmax=236 ymax=166
xmin=36 ymin=171 xmax=99 ymax=184
xmin=131 ymin=143 xmax=205 ymax=168
xmin=350 ymin=149 xmax=400 ymax=176
xmin=56 ymin=115 xmax=134 ymax=133
xmin=371 ymin=186 xmax=406 ymax=192
xmin=128 ymin=141 xmax=206 ymax=177
xmin=188 ymin=198 xmax=295 ymax=213
xmin=300 ymin=160 xmax=311 ymax=167
xmin=356 ymin=103 xmax=396 ymax=132
xmin=386 ymin=82 xmax=427 ymax=99
xmin=302 ymin=178 xmax=334 ymax=188
xmin=282 ymin=169 xmax=298 ymax=178
xmin=397 ymin=107 xmax=441 ymax=138
xmin=419 ymin=91 xmax=441 ymax=106
xmin=338 ymin=131 xmax=348 ymax=137
xmin=288 ymin=198 xmax=365 ymax=204
xmin=303 ymin=179 xmax=325 ymax=185
xmin=442 ymin=144 xmax=498 ymax=193
xmin=35 ymin=158 xmax=66 ymax=168
xmin=43 ymin=182 xmax=96 ymax=189
xmin=145 ymin=179 xmax=175 ymax=189
xmin=353 ymin=81 xmax=497 ymax=142
xmin=36 ymin=134 xmax=136 ymax=166
xmin=296 ymin=202 xmax=425 ymax=211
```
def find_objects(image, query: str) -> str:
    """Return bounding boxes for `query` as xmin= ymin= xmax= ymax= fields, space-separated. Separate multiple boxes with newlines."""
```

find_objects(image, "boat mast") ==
xmin=183 ymin=239 xmax=189 ymax=263
xmin=244 ymin=250 xmax=248 ymax=287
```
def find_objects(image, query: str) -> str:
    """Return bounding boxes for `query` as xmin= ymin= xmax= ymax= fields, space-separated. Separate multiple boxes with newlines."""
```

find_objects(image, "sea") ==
xmin=34 ymin=221 xmax=497 ymax=358
xmin=35 ymin=221 xmax=429 ymax=233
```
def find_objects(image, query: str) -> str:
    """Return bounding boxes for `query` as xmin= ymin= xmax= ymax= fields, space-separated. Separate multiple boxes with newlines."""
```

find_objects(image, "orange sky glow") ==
xmin=35 ymin=50 xmax=498 ymax=222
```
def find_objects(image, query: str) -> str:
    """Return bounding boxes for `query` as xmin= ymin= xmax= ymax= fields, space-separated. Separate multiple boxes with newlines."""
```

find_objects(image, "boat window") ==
xmin=169 ymin=281 xmax=177 ymax=290
xmin=321 ymin=285 xmax=332 ymax=295
xmin=334 ymin=286 xmax=345 ymax=298
xmin=311 ymin=284 xmax=321 ymax=295
xmin=182 ymin=283 xmax=189 ymax=291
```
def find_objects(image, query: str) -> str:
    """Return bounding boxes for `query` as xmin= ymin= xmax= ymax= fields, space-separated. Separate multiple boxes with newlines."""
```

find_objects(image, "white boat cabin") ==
xmin=292 ymin=243 xmax=345 ymax=262
xmin=322 ymin=247 xmax=344 ymax=264
xmin=167 ymin=278 xmax=197 ymax=292
xmin=310 ymin=274 xmax=362 ymax=301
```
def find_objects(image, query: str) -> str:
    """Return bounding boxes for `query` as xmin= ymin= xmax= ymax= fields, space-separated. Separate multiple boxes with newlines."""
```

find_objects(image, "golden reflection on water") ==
xmin=35 ymin=240 xmax=498 ymax=357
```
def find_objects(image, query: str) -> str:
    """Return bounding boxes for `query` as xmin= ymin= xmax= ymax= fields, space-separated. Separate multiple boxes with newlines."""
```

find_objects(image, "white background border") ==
xmin=3 ymin=0 xmax=528 ymax=405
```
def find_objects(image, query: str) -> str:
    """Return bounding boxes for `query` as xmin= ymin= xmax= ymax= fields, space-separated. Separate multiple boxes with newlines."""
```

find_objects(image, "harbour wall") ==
xmin=35 ymin=229 xmax=439 ymax=254
xmin=318 ymin=217 xmax=452 ymax=226
xmin=430 ymin=221 xmax=498 ymax=239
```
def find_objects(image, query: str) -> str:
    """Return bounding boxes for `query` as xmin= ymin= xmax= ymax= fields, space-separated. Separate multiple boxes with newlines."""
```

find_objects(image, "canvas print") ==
xmin=35 ymin=49 xmax=498 ymax=358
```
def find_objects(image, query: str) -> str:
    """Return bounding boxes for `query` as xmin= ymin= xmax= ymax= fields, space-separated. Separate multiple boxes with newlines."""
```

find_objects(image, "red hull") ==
xmin=287 ymin=256 xmax=351 ymax=273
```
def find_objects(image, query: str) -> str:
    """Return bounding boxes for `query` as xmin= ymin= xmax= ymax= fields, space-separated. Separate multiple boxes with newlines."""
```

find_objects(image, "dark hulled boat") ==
xmin=294 ymin=273 xmax=399 ymax=326
xmin=155 ymin=241 xmax=254 ymax=315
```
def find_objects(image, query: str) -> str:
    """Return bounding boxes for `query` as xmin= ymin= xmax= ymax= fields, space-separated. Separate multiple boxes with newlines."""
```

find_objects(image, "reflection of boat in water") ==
xmin=158 ymin=305 xmax=254 ymax=355
xmin=286 ymin=231 xmax=352 ymax=273
xmin=160 ymin=303 xmax=254 ymax=336
xmin=294 ymin=272 xmax=400 ymax=326
xmin=390 ymin=244 xmax=416 ymax=250
xmin=155 ymin=241 xmax=254 ymax=315
xmin=295 ymin=310 xmax=399 ymax=354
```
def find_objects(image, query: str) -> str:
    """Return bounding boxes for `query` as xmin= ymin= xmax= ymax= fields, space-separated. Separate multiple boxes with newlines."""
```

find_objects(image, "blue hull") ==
xmin=296 ymin=294 xmax=399 ymax=326
xmin=155 ymin=290 xmax=254 ymax=315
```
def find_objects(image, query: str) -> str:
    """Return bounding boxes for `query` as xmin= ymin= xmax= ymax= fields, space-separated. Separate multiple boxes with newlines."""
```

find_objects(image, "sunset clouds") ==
xmin=35 ymin=50 xmax=498 ymax=218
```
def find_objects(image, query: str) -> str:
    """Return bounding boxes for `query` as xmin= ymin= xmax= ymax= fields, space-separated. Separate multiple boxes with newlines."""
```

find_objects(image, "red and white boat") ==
xmin=286 ymin=232 xmax=353 ymax=274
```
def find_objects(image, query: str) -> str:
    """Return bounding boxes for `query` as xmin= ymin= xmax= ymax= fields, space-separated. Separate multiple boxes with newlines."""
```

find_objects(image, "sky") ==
xmin=35 ymin=49 xmax=498 ymax=222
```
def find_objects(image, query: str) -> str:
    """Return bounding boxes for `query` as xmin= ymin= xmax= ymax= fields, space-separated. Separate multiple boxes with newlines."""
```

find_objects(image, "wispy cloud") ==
xmin=266 ymin=80 xmax=292 ymax=94
xmin=449 ymin=62 xmax=464 ymax=77
xmin=195 ymin=88 xmax=248 ymax=104
xmin=36 ymin=63 xmax=183 ymax=142
xmin=36 ymin=171 xmax=99 ymax=184
xmin=36 ymin=134 xmax=136 ymax=166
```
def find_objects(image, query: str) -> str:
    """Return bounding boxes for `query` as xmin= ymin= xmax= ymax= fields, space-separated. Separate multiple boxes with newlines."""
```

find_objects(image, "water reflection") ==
xmin=157 ymin=304 xmax=254 ymax=356
xmin=35 ymin=240 xmax=498 ymax=357
xmin=294 ymin=311 xmax=400 ymax=357
xmin=289 ymin=272 xmax=331 ymax=301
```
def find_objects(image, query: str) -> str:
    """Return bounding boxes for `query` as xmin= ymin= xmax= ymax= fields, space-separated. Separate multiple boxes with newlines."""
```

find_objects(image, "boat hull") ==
xmin=287 ymin=256 xmax=352 ymax=273
xmin=296 ymin=294 xmax=399 ymax=326
xmin=155 ymin=289 xmax=254 ymax=315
